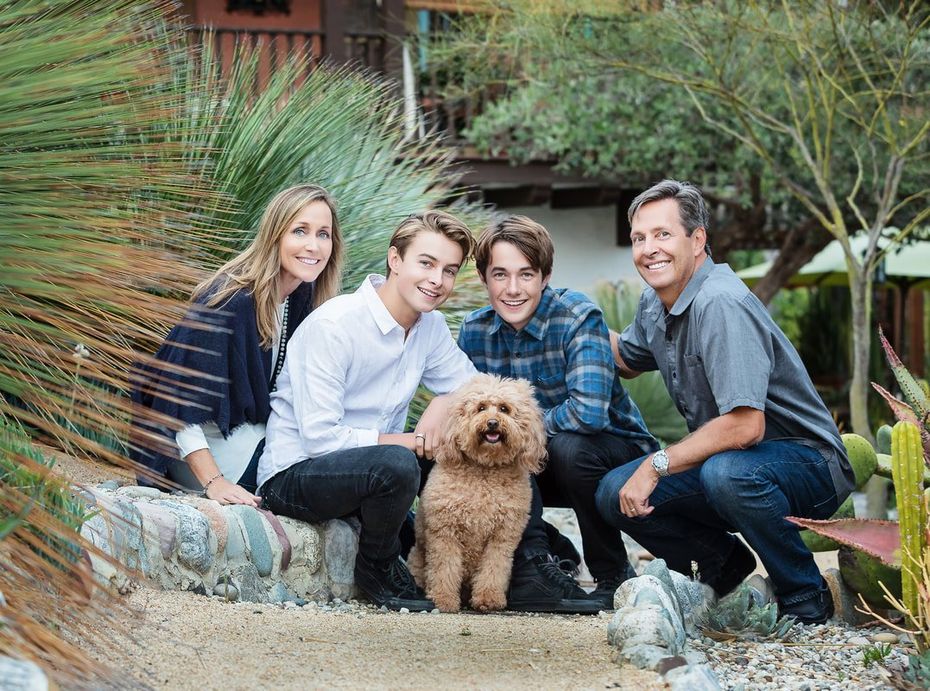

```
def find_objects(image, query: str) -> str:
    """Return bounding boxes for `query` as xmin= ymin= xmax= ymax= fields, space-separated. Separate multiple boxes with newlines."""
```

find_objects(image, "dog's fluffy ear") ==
xmin=513 ymin=379 xmax=548 ymax=475
xmin=433 ymin=392 xmax=468 ymax=467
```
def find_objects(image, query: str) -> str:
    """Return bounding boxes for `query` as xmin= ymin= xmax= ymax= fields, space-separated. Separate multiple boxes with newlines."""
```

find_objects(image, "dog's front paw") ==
xmin=470 ymin=589 xmax=507 ymax=612
xmin=431 ymin=592 xmax=462 ymax=613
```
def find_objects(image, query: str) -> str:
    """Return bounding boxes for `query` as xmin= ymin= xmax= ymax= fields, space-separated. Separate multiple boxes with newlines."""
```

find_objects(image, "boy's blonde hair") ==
xmin=385 ymin=211 xmax=476 ymax=276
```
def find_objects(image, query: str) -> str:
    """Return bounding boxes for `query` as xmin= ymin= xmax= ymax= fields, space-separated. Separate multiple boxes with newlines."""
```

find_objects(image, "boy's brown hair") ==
xmin=475 ymin=215 xmax=554 ymax=279
xmin=386 ymin=211 xmax=476 ymax=275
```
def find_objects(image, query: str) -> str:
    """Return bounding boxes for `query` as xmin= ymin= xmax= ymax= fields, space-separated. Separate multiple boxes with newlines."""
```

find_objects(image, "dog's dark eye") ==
xmin=499 ymin=404 xmax=509 ymax=413
xmin=477 ymin=404 xmax=486 ymax=412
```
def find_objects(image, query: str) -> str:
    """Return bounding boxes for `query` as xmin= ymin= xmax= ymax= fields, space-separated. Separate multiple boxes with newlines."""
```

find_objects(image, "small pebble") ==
xmin=872 ymin=632 xmax=898 ymax=644
xmin=846 ymin=636 xmax=870 ymax=645
xmin=399 ymin=607 xmax=410 ymax=614
xmin=430 ymin=608 xmax=440 ymax=615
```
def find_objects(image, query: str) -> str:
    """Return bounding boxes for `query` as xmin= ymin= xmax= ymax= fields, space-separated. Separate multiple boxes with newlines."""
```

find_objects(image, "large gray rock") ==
xmin=609 ymin=599 xmax=684 ymax=657
xmin=155 ymin=501 xmax=216 ymax=574
xmin=611 ymin=575 xmax=687 ymax=652
xmin=667 ymin=569 xmax=711 ymax=638
xmin=324 ymin=519 xmax=359 ymax=600
xmin=0 ymin=657 xmax=48 ymax=691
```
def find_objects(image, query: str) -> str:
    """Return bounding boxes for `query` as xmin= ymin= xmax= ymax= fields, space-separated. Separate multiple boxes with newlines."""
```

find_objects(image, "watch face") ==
xmin=652 ymin=450 xmax=669 ymax=474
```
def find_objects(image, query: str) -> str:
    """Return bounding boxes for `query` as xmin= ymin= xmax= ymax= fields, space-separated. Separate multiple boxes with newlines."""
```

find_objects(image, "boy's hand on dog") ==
xmin=413 ymin=394 xmax=453 ymax=460
xmin=618 ymin=456 xmax=659 ymax=518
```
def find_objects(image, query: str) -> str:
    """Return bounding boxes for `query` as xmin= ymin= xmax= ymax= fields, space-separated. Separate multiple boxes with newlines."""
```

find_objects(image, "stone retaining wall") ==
xmin=77 ymin=484 xmax=359 ymax=604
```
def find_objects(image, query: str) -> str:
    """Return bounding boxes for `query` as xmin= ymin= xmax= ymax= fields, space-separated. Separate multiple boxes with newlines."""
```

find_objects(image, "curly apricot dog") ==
xmin=408 ymin=374 xmax=547 ymax=612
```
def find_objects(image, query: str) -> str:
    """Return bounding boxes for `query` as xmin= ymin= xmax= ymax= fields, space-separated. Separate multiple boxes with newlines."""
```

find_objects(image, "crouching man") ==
xmin=596 ymin=179 xmax=854 ymax=624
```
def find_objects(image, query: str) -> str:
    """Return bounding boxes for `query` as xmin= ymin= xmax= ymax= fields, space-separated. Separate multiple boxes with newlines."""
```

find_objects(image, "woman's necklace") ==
xmin=270 ymin=298 xmax=289 ymax=391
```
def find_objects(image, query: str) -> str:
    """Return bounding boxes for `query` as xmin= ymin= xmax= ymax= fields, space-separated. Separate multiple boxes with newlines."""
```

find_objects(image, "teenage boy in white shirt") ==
xmin=258 ymin=211 xmax=477 ymax=611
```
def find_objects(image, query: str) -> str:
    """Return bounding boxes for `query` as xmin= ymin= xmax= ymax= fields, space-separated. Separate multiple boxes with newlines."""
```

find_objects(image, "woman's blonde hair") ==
xmin=193 ymin=184 xmax=344 ymax=348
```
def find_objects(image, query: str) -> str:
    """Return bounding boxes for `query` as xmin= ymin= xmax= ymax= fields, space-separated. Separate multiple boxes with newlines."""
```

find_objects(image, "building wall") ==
xmin=185 ymin=0 xmax=322 ymax=29
xmin=500 ymin=204 xmax=641 ymax=296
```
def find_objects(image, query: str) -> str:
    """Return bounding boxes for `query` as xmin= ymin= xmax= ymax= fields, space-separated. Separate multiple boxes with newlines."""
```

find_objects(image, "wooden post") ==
xmin=323 ymin=0 xmax=346 ymax=64
xmin=381 ymin=0 xmax=405 ymax=83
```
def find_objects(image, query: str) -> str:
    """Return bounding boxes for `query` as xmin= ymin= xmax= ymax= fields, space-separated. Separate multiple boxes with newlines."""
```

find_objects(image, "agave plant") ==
xmin=695 ymin=583 xmax=796 ymax=641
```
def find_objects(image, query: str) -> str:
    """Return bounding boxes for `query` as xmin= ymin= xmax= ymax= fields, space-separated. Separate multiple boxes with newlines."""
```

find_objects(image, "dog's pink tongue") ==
xmin=484 ymin=431 xmax=501 ymax=443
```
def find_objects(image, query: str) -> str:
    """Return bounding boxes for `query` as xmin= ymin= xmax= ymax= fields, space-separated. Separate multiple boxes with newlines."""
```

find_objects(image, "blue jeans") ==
xmin=260 ymin=445 xmax=420 ymax=562
xmin=595 ymin=440 xmax=840 ymax=605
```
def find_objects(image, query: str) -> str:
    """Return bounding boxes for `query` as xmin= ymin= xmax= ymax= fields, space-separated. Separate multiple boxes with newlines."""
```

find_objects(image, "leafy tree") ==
xmin=432 ymin=0 xmax=930 ymax=437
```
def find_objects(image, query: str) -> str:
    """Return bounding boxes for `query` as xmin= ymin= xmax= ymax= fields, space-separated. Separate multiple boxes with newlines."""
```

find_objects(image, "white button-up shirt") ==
xmin=257 ymin=274 xmax=477 ymax=487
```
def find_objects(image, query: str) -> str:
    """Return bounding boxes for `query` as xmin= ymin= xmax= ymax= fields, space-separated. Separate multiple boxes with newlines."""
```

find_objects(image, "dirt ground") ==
xmin=95 ymin=588 xmax=665 ymax=691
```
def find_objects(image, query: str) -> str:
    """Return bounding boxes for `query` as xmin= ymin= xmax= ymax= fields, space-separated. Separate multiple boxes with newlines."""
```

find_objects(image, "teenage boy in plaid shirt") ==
xmin=458 ymin=216 xmax=657 ymax=612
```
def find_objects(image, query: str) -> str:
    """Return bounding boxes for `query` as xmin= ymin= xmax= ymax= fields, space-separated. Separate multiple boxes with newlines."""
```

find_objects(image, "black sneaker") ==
xmin=543 ymin=520 xmax=582 ymax=574
xmin=354 ymin=554 xmax=435 ymax=612
xmin=589 ymin=563 xmax=636 ymax=610
xmin=779 ymin=581 xmax=834 ymax=625
xmin=507 ymin=554 xmax=602 ymax=614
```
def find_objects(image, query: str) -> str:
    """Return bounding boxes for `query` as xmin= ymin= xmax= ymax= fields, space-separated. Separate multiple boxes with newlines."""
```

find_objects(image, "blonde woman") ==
xmin=131 ymin=184 xmax=343 ymax=506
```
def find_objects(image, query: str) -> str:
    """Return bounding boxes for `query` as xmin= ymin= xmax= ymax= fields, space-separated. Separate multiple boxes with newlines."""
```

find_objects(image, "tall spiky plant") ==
xmin=0 ymin=0 xmax=227 ymax=684
xmin=165 ymin=33 xmax=484 ymax=293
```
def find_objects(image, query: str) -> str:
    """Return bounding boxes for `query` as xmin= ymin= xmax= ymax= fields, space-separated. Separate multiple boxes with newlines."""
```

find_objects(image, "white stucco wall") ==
xmin=500 ymin=203 xmax=642 ymax=295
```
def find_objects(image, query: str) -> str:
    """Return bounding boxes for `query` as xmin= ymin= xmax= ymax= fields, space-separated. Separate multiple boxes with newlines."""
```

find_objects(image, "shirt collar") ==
xmin=668 ymin=258 xmax=715 ymax=317
xmin=489 ymin=285 xmax=555 ymax=340
xmin=358 ymin=274 xmax=405 ymax=336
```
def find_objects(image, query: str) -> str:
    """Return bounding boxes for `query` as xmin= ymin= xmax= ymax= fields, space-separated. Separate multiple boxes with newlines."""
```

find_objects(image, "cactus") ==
xmin=893 ymin=421 xmax=925 ymax=617
xmin=876 ymin=424 xmax=893 ymax=454
xmin=874 ymin=328 xmax=930 ymax=462
xmin=880 ymin=327 xmax=930 ymax=424
xmin=843 ymin=433 xmax=879 ymax=489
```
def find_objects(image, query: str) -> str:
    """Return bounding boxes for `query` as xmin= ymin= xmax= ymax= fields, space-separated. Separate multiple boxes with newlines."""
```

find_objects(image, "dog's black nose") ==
xmin=487 ymin=418 xmax=499 ymax=430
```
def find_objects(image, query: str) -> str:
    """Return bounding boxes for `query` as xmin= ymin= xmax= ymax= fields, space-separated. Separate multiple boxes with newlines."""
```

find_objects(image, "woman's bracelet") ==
xmin=203 ymin=472 xmax=224 ymax=493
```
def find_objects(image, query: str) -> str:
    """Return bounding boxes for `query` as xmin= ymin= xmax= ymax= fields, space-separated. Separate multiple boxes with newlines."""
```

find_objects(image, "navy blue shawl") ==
xmin=130 ymin=281 xmax=314 ymax=481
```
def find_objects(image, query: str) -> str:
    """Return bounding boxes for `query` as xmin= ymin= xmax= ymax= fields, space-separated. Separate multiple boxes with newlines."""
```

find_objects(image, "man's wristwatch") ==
xmin=651 ymin=448 xmax=671 ymax=477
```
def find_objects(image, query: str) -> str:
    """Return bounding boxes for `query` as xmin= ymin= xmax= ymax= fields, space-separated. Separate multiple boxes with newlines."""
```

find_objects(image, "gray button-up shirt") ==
xmin=618 ymin=260 xmax=854 ymax=498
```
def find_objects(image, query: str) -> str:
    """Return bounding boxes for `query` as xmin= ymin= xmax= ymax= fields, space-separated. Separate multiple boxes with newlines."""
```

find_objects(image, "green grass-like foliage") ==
xmin=695 ymin=584 xmax=796 ymax=641
xmin=0 ymin=418 xmax=92 ymax=571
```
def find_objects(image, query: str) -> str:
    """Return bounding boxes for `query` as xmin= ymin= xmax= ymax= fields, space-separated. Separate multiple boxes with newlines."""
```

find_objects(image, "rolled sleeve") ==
xmin=423 ymin=319 xmax=477 ymax=394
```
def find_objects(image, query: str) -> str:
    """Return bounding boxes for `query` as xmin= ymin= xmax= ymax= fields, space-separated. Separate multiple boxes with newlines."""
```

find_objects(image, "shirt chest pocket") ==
xmin=677 ymin=353 xmax=717 ymax=423
xmin=534 ymin=368 xmax=565 ymax=400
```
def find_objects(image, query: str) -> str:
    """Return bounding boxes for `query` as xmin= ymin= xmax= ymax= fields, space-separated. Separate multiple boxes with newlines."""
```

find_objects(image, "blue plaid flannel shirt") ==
xmin=458 ymin=286 xmax=657 ymax=450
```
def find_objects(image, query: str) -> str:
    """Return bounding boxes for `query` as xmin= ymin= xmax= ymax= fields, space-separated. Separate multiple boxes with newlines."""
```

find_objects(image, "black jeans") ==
xmin=516 ymin=432 xmax=650 ymax=580
xmin=260 ymin=445 xmax=420 ymax=562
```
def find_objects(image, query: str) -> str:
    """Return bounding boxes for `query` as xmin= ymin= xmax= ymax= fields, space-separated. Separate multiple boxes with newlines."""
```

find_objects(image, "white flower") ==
xmin=73 ymin=343 xmax=90 ymax=359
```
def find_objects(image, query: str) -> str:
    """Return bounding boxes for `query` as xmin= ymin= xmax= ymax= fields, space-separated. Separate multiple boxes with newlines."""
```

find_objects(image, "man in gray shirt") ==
xmin=596 ymin=179 xmax=854 ymax=624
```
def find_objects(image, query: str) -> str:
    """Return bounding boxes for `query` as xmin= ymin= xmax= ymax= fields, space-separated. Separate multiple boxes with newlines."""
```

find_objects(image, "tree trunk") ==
xmin=848 ymin=269 xmax=873 ymax=441
xmin=752 ymin=221 xmax=831 ymax=305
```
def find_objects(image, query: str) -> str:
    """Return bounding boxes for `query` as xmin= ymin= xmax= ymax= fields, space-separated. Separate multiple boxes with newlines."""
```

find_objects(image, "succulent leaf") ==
xmin=786 ymin=517 xmax=902 ymax=566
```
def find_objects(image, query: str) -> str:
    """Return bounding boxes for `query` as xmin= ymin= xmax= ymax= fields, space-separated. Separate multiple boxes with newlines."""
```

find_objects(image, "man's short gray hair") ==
xmin=627 ymin=179 xmax=712 ymax=256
